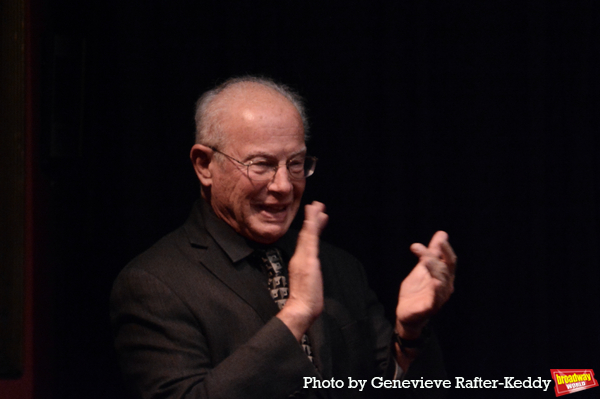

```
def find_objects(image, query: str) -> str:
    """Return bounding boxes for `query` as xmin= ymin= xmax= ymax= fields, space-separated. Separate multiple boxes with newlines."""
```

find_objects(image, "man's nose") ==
xmin=267 ymin=165 xmax=293 ymax=193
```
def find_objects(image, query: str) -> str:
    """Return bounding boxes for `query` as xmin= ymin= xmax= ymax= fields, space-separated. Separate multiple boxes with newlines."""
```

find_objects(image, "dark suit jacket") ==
xmin=110 ymin=201 xmax=446 ymax=399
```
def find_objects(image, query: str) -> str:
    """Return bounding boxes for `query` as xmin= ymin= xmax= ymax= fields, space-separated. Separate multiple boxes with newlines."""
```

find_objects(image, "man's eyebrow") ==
xmin=244 ymin=148 xmax=307 ymax=161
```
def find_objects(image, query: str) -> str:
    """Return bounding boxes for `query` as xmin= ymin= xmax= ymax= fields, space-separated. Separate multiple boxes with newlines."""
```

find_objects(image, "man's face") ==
xmin=207 ymin=88 xmax=306 ymax=244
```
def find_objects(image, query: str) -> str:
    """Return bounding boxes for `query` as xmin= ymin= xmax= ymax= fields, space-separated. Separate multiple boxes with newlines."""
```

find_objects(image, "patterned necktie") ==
xmin=259 ymin=247 xmax=314 ymax=364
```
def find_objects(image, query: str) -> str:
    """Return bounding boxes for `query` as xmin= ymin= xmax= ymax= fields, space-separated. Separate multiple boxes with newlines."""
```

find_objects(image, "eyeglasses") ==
xmin=209 ymin=146 xmax=317 ymax=182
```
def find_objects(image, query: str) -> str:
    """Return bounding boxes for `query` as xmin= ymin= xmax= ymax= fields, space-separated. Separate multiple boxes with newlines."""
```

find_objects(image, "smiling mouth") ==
xmin=257 ymin=204 xmax=290 ymax=219
xmin=260 ymin=204 xmax=288 ymax=212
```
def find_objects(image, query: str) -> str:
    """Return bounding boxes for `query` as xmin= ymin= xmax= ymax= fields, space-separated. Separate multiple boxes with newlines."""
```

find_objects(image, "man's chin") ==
xmin=245 ymin=222 xmax=290 ymax=244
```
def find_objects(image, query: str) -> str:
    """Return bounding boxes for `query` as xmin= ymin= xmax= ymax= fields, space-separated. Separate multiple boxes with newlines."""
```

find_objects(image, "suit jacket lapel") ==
xmin=183 ymin=201 xmax=279 ymax=324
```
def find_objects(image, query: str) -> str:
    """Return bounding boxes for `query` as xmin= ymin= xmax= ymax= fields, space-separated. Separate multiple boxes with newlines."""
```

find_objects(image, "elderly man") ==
xmin=111 ymin=76 xmax=455 ymax=399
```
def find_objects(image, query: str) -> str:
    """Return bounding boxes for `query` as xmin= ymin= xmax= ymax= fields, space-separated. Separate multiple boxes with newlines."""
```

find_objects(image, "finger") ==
xmin=296 ymin=202 xmax=328 ymax=255
xmin=303 ymin=201 xmax=328 ymax=235
xmin=439 ymin=240 xmax=457 ymax=274
xmin=427 ymin=231 xmax=449 ymax=258
xmin=312 ymin=201 xmax=328 ymax=235
xmin=410 ymin=242 xmax=442 ymax=260
xmin=409 ymin=243 xmax=428 ymax=258
xmin=423 ymin=257 xmax=452 ymax=283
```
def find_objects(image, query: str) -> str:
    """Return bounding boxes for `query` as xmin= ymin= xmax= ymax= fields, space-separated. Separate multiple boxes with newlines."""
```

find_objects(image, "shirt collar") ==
xmin=198 ymin=199 xmax=296 ymax=263
xmin=199 ymin=200 xmax=254 ymax=263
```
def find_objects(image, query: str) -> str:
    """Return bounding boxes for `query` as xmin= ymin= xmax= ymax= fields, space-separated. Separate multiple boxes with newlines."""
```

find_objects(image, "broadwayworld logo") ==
xmin=550 ymin=369 xmax=598 ymax=397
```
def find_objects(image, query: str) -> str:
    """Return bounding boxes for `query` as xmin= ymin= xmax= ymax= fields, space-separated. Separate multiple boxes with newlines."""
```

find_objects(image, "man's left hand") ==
xmin=395 ymin=231 xmax=457 ymax=340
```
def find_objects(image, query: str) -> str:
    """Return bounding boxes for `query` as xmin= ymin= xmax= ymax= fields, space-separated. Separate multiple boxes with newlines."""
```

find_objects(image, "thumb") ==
xmin=410 ymin=243 xmax=427 ymax=258
xmin=296 ymin=201 xmax=328 ymax=253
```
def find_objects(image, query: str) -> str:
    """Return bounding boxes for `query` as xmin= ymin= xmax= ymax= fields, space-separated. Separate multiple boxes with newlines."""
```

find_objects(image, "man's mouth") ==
xmin=257 ymin=204 xmax=290 ymax=220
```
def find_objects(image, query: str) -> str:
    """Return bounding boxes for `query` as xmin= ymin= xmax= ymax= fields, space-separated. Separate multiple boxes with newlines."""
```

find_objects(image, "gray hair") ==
xmin=194 ymin=76 xmax=309 ymax=148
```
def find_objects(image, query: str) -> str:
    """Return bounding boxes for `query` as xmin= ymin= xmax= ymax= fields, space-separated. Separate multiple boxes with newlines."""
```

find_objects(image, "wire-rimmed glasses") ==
xmin=209 ymin=147 xmax=317 ymax=182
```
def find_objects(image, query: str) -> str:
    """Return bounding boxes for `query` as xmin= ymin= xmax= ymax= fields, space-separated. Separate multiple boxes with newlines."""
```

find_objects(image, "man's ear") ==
xmin=190 ymin=144 xmax=214 ymax=187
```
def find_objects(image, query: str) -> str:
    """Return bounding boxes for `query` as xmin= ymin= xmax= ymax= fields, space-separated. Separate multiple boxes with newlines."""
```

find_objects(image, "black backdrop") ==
xmin=36 ymin=1 xmax=599 ymax=398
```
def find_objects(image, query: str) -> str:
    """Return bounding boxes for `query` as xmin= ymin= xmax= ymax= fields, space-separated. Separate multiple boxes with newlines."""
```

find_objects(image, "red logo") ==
xmin=550 ymin=369 xmax=598 ymax=397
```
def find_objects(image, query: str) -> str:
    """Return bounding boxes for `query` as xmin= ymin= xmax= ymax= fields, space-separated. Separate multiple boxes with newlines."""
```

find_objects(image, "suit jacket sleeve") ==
xmin=111 ymin=265 xmax=319 ymax=399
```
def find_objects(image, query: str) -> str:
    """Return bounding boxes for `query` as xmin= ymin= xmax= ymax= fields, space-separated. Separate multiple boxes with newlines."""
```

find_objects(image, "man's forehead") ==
xmin=218 ymin=86 xmax=302 ymax=128
xmin=206 ymin=82 xmax=305 ymax=151
xmin=219 ymin=82 xmax=293 ymax=111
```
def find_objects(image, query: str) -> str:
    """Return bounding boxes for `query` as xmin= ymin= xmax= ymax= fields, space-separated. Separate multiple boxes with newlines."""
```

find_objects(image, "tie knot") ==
xmin=257 ymin=247 xmax=284 ymax=278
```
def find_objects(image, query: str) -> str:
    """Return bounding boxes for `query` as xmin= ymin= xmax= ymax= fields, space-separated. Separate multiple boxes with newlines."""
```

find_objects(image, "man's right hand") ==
xmin=276 ymin=201 xmax=328 ymax=341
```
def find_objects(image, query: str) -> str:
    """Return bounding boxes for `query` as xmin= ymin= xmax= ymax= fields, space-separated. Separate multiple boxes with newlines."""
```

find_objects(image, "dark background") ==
xmin=31 ymin=1 xmax=599 ymax=398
